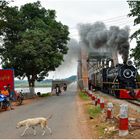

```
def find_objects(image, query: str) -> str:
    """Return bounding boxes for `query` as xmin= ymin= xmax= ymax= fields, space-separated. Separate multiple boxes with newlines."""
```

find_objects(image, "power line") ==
xmin=100 ymin=15 xmax=128 ymax=22
xmin=69 ymin=19 xmax=135 ymax=30
xmin=102 ymin=17 xmax=133 ymax=23
xmin=104 ymin=18 xmax=134 ymax=24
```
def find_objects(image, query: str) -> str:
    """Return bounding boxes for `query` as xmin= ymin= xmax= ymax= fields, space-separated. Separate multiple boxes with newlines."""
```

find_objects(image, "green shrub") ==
xmin=98 ymin=124 xmax=106 ymax=136
xmin=40 ymin=93 xmax=51 ymax=97
xmin=88 ymin=105 xmax=101 ymax=118
xmin=79 ymin=91 xmax=89 ymax=100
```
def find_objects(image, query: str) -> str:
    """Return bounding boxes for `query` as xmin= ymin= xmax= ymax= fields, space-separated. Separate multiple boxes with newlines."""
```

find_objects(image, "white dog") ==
xmin=16 ymin=115 xmax=52 ymax=136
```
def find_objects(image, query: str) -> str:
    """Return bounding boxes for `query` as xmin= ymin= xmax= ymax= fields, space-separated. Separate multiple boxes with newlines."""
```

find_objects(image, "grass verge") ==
xmin=88 ymin=105 xmax=101 ymax=118
xmin=79 ymin=91 xmax=89 ymax=100
xmin=39 ymin=93 xmax=51 ymax=97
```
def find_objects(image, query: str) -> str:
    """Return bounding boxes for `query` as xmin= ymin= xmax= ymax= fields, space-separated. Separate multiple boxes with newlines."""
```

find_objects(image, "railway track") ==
xmin=98 ymin=91 xmax=140 ymax=106
xmin=127 ymin=99 xmax=140 ymax=106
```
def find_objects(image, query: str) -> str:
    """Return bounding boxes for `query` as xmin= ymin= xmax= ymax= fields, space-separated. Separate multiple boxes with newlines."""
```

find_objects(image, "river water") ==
xmin=15 ymin=87 xmax=52 ymax=94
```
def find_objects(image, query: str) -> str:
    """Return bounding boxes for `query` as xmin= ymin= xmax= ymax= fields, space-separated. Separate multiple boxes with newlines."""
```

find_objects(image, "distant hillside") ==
xmin=64 ymin=75 xmax=77 ymax=81
xmin=14 ymin=75 xmax=77 ymax=87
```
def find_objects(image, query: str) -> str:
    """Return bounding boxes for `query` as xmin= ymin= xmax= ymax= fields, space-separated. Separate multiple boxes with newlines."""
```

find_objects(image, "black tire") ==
xmin=37 ymin=92 xmax=41 ymax=96
xmin=0 ymin=102 xmax=3 ymax=110
xmin=17 ymin=97 xmax=23 ymax=105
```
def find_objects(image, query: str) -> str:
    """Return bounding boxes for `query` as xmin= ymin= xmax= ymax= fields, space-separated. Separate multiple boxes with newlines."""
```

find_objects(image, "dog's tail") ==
xmin=47 ymin=114 xmax=52 ymax=120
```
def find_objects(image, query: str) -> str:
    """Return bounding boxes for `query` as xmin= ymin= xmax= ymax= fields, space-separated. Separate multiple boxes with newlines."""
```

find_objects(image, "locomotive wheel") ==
xmin=0 ymin=102 xmax=3 ymax=110
xmin=17 ymin=97 xmax=23 ymax=105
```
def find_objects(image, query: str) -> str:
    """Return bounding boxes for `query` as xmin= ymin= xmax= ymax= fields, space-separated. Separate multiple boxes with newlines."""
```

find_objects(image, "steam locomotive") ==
xmin=89 ymin=60 xmax=140 ymax=99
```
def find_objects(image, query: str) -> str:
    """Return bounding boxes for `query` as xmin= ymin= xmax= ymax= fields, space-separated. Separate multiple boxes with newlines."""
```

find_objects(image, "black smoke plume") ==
xmin=78 ymin=21 xmax=130 ymax=62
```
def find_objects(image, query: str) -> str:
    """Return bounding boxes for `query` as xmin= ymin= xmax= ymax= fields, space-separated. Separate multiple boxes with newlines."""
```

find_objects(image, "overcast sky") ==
xmin=10 ymin=0 xmax=140 ymax=79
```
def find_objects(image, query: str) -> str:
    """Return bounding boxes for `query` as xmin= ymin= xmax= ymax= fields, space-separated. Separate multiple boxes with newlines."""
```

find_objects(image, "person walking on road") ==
xmin=55 ymin=84 xmax=61 ymax=96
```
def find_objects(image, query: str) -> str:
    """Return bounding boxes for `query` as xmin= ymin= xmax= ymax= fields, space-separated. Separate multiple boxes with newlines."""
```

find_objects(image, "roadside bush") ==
xmin=79 ymin=91 xmax=89 ymax=100
xmin=88 ymin=105 xmax=101 ymax=118
xmin=39 ymin=93 xmax=51 ymax=97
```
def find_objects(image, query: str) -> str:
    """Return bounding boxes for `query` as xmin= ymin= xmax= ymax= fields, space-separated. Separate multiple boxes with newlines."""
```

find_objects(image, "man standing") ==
xmin=7 ymin=84 xmax=15 ymax=110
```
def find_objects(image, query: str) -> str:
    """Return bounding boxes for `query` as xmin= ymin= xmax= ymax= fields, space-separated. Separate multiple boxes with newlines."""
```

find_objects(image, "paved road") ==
xmin=0 ymin=82 xmax=82 ymax=139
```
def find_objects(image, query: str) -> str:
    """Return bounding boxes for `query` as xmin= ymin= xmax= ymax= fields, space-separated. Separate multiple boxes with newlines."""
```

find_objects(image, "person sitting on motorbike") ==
xmin=55 ymin=84 xmax=61 ymax=96
xmin=1 ymin=86 xmax=14 ymax=110
xmin=1 ymin=86 xmax=9 ymax=96
xmin=63 ymin=83 xmax=67 ymax=91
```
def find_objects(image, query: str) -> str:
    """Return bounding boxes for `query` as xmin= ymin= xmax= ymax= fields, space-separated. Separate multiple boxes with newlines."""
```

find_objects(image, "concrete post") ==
xmin=119 ymin=104 xmax=129 ymax=136
xmin=100 ymin=98 xmax=105 ymax=110
xmin=107 ymin=102 xmax=113 ymax=119
xmin=97 ymin=96 xmax=100 ymax=104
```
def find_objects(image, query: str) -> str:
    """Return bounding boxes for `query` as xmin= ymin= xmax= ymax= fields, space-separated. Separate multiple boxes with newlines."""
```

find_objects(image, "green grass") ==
xmin=79 ymin=91 xmax=89 ymax=100
xmin=98 ymin=124 xmax=106 ymax=136
xmin=39 ymin=93 xmax=51 ymax=97
xmin=88 ymin=105 xmax=101 ymax=118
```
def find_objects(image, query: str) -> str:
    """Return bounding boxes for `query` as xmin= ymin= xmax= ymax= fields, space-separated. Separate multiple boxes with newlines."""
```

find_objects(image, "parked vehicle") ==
xmin=14 ymin=90 xmax=24 ymax=105
xmin=0 ymin=94 xmax=10 ymax=110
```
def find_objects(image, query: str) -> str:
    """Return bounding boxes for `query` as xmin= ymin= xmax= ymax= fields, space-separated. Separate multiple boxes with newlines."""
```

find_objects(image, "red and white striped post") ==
xmin=100 ymin=98 xmax=105 ymax=111
xmin=119 ymin=104 xmax=128 ymax=136
xmin=106 ymin=102 xmax=113 ymax=119
xmin=91 ymin=94 xmax=95 ymax=100
xmin=97 ymin=96 xmax=100 ymax=104
xmin=95 ymin=96 xmax=98 ymax=106
xmin=89 ymin=91 xmax=93 ymax=98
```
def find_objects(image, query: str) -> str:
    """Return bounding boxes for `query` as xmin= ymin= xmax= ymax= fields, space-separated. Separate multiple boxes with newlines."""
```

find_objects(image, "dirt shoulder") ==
xmin=76 ymin=90 xmax=140 ymax=139
xmin=76 ymin=95 xmax=93 ymax=139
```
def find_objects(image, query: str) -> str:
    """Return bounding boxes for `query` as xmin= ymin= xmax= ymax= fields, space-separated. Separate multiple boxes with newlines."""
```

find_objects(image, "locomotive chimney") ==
xmin=110 ymin=59 xmax=114 ymax=67
xmin=123 ymin=61 xmax=127 ymax=65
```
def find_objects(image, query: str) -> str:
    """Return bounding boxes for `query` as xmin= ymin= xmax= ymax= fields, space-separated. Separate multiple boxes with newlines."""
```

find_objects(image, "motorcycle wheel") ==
xmin=0 ymin=102 xmax=3 ymax=110
xmin=17 ymin=97 xmax=23 ymax=105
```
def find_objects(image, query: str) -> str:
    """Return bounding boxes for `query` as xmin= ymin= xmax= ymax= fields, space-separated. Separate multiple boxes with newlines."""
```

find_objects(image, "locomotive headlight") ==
xmin=123 ymin=69 xmax=133 ymax=78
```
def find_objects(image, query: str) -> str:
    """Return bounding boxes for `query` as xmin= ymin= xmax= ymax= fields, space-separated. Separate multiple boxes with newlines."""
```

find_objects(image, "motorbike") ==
xmin=14 ymin=90 xmax=24 ymax=105
xmin=63 ymin=86 xmax=67 ymax=91
xmin=0 ymin=94 xmax=10 ymax=110
xmin=63 ymin=83 xmax=67 ymax=91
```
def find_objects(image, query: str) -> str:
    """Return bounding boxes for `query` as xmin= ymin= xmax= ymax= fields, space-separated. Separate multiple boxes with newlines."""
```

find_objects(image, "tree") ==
xmin=128 ymin=1 xmax=140 ymax=69
xmin=0 ymin=1 xmax=69 ymax=94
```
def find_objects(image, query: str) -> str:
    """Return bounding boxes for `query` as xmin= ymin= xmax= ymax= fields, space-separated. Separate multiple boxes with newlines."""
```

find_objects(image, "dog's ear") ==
xmin=16 ymin=122 xmax=22 ymax=128
xmin=16 ymin=123 xmax=20 ymax=129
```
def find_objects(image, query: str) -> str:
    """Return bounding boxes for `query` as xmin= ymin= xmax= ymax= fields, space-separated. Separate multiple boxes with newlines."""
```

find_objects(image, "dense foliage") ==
xmin=0 ymin=1 xmax=69 ymax=92
xmin=128 ymin=1 xmax=140 ymax=69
